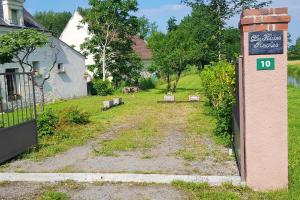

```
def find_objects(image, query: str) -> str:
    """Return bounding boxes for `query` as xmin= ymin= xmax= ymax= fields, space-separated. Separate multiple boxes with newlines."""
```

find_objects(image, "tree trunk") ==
xmin=102 ymin=50 xmax=106 ymax=81
xmin=166 ymin=73 xmax=171 ymax=93
xmin=173 ymin=72 xmax=182 ymax=93
xmin=39 ymin=86 xmax=45 ymax=113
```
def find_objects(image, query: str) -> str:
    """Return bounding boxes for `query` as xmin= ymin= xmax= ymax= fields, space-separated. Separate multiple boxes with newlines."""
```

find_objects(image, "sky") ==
xmin=24 ymin=0 xmax=299 ymax=43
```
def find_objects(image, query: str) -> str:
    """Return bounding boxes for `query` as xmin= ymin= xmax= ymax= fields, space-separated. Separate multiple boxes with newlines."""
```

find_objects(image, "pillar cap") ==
xmin=240 ymin=7 xmax=291 ymax=32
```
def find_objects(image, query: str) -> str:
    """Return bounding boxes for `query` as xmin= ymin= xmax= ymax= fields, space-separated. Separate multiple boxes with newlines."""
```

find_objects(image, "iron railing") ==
xmin=0 ymin=72 xmax=37 ymax=128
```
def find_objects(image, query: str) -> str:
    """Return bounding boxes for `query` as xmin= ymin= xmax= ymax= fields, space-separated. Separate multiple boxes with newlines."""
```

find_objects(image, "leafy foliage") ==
xmin=222 ymin=27 xmax=240 ymax=62
xmin=0 ymin=29 xmax=48 ymax=66
xmin=137 ymin=16 xmax=158 ymax=40
xmin=167 ymin=17 xmax=178 ymax=32
xmin=182 ymin=0 xmax=272 ymax=19
xmin=59 ymin=106 xmax=90 ymax=125
xmin=37 ymin=110 xmax=59 ymax=137
xmin=138 ymin=77 xmax=157 ymax=90
xmin=200 ymin=61 xmax=236 ymax=144
xmin=34 ymin=11 xmax=72 ymax=37
xmin=289 ymin=37 xmax=300 ymax=60
xmin=148 ymin=4 xmax=220 ymax=93
xmin=92 ymin=79 xmax=114 ymax=96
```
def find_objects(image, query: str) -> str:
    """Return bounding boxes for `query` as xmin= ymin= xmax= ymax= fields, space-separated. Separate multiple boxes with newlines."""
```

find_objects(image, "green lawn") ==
xmin=288 ymin=86 xmax=300 ymax=199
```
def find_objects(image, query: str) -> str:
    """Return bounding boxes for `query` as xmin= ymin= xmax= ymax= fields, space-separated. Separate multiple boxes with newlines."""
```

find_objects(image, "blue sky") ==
xmin=25 ymin=0 xmax=299 ymax=43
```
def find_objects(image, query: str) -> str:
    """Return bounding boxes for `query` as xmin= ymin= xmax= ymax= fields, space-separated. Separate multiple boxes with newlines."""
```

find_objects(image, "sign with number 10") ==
xmin=257 ymin=58 xmax=275 ymax=71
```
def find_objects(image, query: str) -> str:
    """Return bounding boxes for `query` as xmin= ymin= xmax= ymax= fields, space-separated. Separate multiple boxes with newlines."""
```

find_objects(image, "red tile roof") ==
xmin=132 ymin=36 xmax=152 ymax=60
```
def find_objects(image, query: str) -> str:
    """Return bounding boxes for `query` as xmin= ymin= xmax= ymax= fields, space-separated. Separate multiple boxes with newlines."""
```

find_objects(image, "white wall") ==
xmin=0 ymin=35 xmax=87 ymax=103
xmin=60 ymin=11 xmax=94 ymax=66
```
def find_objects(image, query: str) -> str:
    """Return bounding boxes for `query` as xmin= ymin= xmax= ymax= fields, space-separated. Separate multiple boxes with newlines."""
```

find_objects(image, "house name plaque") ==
xmin=249 ymin=31 xmax=284 ymax=55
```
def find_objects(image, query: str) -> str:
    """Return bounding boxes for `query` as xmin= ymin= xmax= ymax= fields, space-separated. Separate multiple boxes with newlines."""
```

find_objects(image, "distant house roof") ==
xmin=0 ymin=8 xmax=46 ymax=31
xmin=132 ymin=36 xmax=152 ymax=60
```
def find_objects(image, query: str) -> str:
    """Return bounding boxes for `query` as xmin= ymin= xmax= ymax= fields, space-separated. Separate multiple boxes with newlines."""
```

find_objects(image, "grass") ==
xmin=288 ymin=86 xmax=300 ymax=198
xmin=172 ymin=181 xmax=288 ymax=200
xmin=94 ymin=117 xmax=161 ymax=156
xmin=37 ymin=191 xmax=69 ymax=200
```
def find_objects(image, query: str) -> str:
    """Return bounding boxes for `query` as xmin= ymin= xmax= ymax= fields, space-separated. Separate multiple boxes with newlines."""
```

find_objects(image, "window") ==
xmin=57 ymin=63 xmax=65 ymax=73
xmin=5 ymin=69 xmax=19 ymax=98
xmin=32 ymin=61 xmax=41 ymax=76
xmin=10 ymin=9 xmax=18 ymax=25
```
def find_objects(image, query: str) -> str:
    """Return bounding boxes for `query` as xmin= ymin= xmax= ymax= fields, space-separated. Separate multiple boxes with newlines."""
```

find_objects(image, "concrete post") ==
xmin=239 ymin=8 xmax=291 ymax=191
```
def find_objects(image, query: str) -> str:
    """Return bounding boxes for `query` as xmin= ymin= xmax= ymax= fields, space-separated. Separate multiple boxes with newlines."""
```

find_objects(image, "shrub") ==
xmin=37 ymin=191 xmax=69 ymax=200
xmin=200 ymin=61 xmax=236 ymax=145
xmin=37 ymin=110 xmax=59 ymax=137
xmin=59 ymin=106 xmax=90 ymax=125
xmin=139 ymin=77 xmax=157 ymax=90
xmin=92 ymin=79 xmax=114 ymax=96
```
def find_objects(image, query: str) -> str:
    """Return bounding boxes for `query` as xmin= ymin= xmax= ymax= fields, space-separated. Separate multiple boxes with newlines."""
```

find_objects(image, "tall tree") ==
xmin=179 ymin=4 xmax=220 ymax=67
xmin=148 ymin=32 xmax=173 ymax=92
xmin=0 ymin=29 xmax=60 ymax=112
xmin=182 ymin=0 xmax=272 ymax=60
xmin=222 ymin=27 xmax=240 ymax=62
xmin=137 ymin=16 xmax=158 ymax=40
xmin=34 ymin=11 xmax=72 ymax=37
xmin=167 ymin=17 xmax=178 ymax=32
xmin=81 ymin=0 xmax=141 ymax=82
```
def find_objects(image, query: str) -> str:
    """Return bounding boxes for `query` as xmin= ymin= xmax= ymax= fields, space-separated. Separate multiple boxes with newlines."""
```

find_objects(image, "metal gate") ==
xmin=0 ymin=72 xmax=38 ymax=164
xmin=233 ymin=56 xmax=246 ymax=180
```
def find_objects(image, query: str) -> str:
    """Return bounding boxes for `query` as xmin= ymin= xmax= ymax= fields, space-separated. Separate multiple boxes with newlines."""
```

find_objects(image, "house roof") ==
xmin=132 ymin=36 xmax=152 ymax=60
xmin=23 ymin=9 xmax=45 ymax=30
xmin=0 ymin=8 xmax=46 ymax=31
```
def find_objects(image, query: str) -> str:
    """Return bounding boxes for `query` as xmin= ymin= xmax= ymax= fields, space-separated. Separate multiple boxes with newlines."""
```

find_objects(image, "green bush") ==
xmin=37 ymin=110 xmax=59 ymax=137
xmin=92 ymin=79 xmax=114 ymax=96
xmin=200 ymin=61 xmax=236 ymax=145
xmin=139 ymin=77 xmax=157 ymax=90
xmin=60 ymin=106 xmax=90 ymax=125
xmin=37 ymin=191 xmax=69 ymax=200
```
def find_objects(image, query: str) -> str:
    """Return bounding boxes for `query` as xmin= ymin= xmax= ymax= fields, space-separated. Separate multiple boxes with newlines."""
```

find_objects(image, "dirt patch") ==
xmin=0 ymin=182 xmax=187 ymax=200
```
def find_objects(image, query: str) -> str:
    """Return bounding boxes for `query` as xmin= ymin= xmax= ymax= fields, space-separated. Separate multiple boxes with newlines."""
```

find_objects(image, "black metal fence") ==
xmin=0 ymin=72 xmax=38 ymax=164
xmin=233 ymin=57 xmax=244 ymax=178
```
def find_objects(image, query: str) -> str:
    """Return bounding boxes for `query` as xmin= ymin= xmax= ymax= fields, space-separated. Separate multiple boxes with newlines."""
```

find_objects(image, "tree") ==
xmin=222 ymin=27 xmax=240 ymax=62
xmin=34 ymin=11 xmax=72 ymax=37
xmin=289 ymin=37 xmax=300 ymax=60
xmin=137 ymin=16 xmax=158 ymax=40
xmin=182 ymin=0 xmax=272 ymax=60
xmin=81 ymin=0 xmax=141 ymax=82
xmin=148 ymin=32 xmax=173 ymax=92
xmin=0 ymin=29 xmax=59 ymax=112
xmin=167 ymin=17 xmax=178 ymax=32
xmin=179 ymin=4 xmax=220 ymax=67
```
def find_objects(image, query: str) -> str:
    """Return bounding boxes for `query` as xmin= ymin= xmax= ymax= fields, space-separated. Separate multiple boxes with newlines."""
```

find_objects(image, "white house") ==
xmin=60 ymin=11 xmax=153 ymax=75
xmin=0 ymin=0 xmax=87 ymax=104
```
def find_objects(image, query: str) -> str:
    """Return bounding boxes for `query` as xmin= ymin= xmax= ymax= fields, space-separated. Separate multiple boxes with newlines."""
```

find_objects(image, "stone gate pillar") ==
xmin=239 ymin=8 xmax=291 ymax=190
